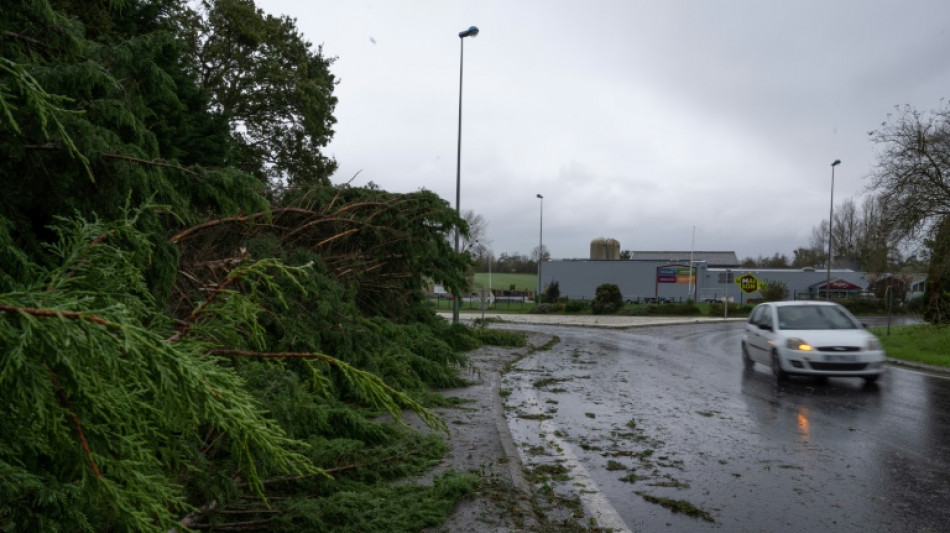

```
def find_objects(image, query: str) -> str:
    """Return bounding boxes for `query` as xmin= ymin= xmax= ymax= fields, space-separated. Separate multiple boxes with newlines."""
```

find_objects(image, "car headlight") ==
xmin=786 ymin=338 xmax=813 ymax=351
xmin=867 ymin=338 xmax=882 ymax=351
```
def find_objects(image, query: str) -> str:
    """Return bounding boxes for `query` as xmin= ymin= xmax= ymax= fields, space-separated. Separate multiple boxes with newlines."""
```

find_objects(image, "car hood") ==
xmin=776 ymin=328 xmax=876 ymax=347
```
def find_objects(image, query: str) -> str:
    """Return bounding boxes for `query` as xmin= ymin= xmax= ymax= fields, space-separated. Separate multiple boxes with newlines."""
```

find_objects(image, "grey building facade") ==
xmin=540 ymin=260 xmax=869 ymax=302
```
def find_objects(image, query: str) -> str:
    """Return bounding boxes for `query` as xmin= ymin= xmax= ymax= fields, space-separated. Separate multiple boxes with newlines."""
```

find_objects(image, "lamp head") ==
xmin=831 ymin=159 xmax=841 ymax=167
xmin=459 ymin=26 xmax=479 ymax=38
xmin=537 ymin=194 xmax=543 ymax=199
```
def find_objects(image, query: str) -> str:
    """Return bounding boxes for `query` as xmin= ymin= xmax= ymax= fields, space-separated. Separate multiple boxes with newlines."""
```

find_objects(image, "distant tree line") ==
xmin=471 ymin=249 xmax=546 ymax=274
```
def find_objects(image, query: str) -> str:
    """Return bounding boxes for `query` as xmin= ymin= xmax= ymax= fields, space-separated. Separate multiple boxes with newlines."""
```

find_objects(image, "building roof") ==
xmin=808 ymin=278 xmax=864 ymax=290
xmin=629 ymin=251 xmax=739 ymax=267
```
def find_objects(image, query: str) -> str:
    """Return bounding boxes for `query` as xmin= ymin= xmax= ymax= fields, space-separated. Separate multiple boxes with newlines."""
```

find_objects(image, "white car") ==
xmin=741 ymin=301 xmax=886 ymax=383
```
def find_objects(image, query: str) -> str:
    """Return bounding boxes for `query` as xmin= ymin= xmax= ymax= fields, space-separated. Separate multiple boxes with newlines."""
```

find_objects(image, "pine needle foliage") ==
xmin=2 ymin=1 xmax=487 ymax=530
xmin=274 ymin=184 xmax=471 ymax=321
xmin=0 ymin=214 xmax=315 ymax=530
xmin=278 ymin=471 xmax=479 ymax=532
xmin=0 ymin=209 xmax=461 ymax=530
xmin=1 ymin=0 xmax=267 ymax=292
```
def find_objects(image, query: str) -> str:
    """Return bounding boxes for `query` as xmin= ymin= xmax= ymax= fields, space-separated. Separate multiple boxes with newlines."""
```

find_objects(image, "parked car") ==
xmin=741 ymin=300 xmax=886 ymax=383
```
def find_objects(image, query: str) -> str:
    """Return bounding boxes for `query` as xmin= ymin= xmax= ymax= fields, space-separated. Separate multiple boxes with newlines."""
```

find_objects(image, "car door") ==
xmin=745 ymin=304 xmax=773 ymax=364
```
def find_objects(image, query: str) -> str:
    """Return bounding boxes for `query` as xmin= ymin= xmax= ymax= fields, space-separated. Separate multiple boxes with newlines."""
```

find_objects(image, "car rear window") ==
xmin=777 ymin=305 xmax=858 ymax=330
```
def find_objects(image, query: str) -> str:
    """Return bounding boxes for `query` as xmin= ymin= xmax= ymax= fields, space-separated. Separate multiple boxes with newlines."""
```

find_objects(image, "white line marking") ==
xmin=515 ymin=355 xmax=631 ymax=532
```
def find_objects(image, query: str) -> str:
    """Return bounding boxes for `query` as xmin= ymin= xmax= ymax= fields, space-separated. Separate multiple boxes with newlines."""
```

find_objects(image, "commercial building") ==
xmin=539 ymin=250 xmax=869 ymax=303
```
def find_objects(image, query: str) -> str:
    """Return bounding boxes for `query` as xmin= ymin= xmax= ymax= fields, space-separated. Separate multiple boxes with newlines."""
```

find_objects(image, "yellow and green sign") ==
xmin=735 ymin=273 xmax=766 ymax=294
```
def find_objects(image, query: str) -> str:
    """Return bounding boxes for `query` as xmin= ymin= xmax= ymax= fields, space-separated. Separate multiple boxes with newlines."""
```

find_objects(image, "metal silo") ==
xmin=590 ymin=238 xmax=607 ymax=260
xmin=605 ymin=239 xmax=620 ymax=260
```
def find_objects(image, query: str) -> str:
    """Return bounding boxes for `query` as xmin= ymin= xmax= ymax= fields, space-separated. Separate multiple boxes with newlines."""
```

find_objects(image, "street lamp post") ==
xmin=826 ymin=159 xmax=841 ymax=299
xmin=536 ymin=194 xmax=543 ymax=303
xmin=453 ymin=25 xmax=479 ymax=324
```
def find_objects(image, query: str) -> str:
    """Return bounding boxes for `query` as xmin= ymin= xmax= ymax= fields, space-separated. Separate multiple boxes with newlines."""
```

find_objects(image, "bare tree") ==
xmin=810 ymin=222 xmax=830 ymax=267
xmin=869 ymin=103 xmax=950 ymax=322
xmin=855 ymin=194 xmax=900 ymax=273
xmin=805 ymin=193 xmax=902 ymax=273
xmin=495 ymin=252 xmax=536 ymax=273
xmin=459 ymin=210 xmax=490 ymax=256
xmin=923 ymin=217 xmax=950 ymax=323
xmin=869 ymin=104 xmax=950 ymax=241
xmin=531 ymin=244 xmax=551 ymax=263
xmin=792 ymin=246 xmax=824 ymax=268
xmin=832 ymin=199 xmax=859 ymax=261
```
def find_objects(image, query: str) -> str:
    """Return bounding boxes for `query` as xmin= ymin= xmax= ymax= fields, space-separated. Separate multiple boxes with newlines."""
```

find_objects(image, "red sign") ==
xmin=821 ymin=279 xmax=862 ymax=290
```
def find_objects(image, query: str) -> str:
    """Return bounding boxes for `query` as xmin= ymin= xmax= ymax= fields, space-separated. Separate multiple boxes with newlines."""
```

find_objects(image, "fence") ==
xmin=429 ymin=292 xmax=531 ymax=311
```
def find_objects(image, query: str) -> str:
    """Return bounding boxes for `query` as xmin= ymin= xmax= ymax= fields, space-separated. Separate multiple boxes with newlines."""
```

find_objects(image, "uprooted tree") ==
xmin=0 ymin=0 xmax=480 ymax=531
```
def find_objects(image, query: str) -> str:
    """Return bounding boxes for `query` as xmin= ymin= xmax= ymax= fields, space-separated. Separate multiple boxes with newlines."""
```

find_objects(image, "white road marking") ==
xmin=514 ymin=355 xmax=632 ymax=532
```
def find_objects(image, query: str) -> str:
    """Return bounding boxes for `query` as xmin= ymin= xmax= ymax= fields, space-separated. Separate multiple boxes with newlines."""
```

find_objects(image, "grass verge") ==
xmin=870 ymin=323 xmax=950 ymax=367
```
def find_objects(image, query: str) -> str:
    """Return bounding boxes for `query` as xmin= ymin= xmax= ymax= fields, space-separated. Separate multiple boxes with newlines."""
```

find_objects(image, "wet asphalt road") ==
xmin=502 ymin=320 xmax=950 ymax=532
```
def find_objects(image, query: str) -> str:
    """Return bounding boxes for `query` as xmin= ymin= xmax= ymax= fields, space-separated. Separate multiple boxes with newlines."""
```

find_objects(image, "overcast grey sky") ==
xmin=257 ymin=0 xmax=950 ymax=260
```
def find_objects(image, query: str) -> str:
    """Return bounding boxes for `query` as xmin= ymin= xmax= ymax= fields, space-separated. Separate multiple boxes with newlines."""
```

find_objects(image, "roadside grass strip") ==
xmin=871 ymin=324 xmax=950 ymax=367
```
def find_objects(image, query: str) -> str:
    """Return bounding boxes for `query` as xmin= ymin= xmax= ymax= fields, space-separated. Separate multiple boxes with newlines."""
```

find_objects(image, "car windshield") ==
xmin=776 ymin=305 xmax=858 ymax=330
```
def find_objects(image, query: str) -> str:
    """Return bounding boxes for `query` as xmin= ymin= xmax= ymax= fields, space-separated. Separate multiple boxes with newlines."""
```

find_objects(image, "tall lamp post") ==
xmin=453 ymin=25 xmax=479 ymax=324
xmin=536 ymin=194 xmax=544 ymax=302
xmin=826 ymin=159 xmax=841 ymax=299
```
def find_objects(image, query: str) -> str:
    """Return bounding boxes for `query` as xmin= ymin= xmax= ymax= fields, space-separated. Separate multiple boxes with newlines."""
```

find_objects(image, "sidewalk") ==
xmin=437 ymin=311 xmax=745 ymax=328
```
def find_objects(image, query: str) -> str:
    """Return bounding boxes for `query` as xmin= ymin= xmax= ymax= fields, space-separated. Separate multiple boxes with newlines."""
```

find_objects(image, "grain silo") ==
xmin=590 ymin=238 xmax=621 ymax=260
xmin=590 ymin=238 xmax=607 ymax=260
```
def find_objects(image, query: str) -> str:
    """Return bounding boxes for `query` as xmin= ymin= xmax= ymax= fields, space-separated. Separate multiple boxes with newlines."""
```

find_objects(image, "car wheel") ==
xmin=741 ymin=342 xmax=754 ymax=369
xmin=771 ymin=351 xmax=788 ymax=382
xmin=864 ymin=374 xmax=880 ymax=384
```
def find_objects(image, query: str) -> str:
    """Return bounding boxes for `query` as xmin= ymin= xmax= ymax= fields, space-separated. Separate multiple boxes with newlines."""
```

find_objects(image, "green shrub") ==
xmin=654 ymin=302 xmax=701 ymax=315
xmin=591 ymin=284 xmax=624 ymax=314
xmin=564 ymin=300 xmax=589 ymax=313
xmin=441 ymin=323 xmax=482 ymax=351
xmin=838 ymin=298 xmax=886 ymax=315
xmin=474 ymin=329 xmax=527 ymax=347
xmin=532 ymin=303 xmax=552 ymax=314
xmin=471 ymin=317 xmax=503 ymax=328
xmin=906 ymin=296 xmax=925 ymax=314
xmin=760 ymin=280 xmax=789 ymax=302
xmin=542 ymin=281 xmax=561 ymax=304
xmin=618 ymin=303 xmax=700 ymax=316
xmin=708 ymin=302 xmax=750 ymax=317
xmin=619 ymin=305 xmax=653 ymax=316
xmin=531 ymin=302 xmax=565 ymax=314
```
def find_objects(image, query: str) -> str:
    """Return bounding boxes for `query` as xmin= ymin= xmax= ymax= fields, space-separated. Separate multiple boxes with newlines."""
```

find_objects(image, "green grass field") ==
xmin=472 ymin=272 xmax=537 ymax=291
xmin=870 ymin=324 xmax=950 ymax=367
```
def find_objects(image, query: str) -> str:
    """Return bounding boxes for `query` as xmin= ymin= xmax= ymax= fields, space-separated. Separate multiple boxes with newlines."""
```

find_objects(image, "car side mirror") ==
xmin=758 ymin=323 xmax=772 ymax=332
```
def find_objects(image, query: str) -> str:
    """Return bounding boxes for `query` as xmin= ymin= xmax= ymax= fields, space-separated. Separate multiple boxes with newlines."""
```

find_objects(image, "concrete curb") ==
xmin=488 ymin=366 xmax=534 ymax=496
xmin=438 ymin=311 xmax=746 ymax=329
xmin=887 ymin=358 xmax=950 ymax=375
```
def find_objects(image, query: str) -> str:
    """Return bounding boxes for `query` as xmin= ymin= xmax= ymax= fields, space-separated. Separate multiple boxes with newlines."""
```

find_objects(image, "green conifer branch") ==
xmin=209 ymin=348 xmax=447 ymax=434
xmin=46 ymin=366 xmax=103 ymax=480
xmin=0 ymin=57 xmax=92 ymax=179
